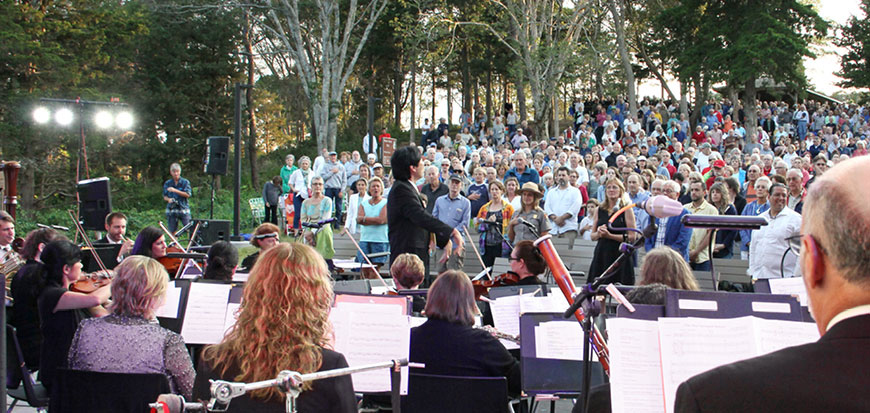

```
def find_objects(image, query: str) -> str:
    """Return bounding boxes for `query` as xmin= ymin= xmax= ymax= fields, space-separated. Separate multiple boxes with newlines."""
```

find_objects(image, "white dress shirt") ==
xmin=544 ymin=185 xmax=582 ymax=235
xmin=748 ymin=207 xmax=802 ymax=280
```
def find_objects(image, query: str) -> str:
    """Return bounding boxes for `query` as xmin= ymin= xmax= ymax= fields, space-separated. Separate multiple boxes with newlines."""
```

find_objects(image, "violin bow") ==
xmin=67 ymin=210 xmax=111 ymax=280
xmin=173 ymin=222 xmax=202 ymax=279
xmin=158 ymin=221 xmax=203 ymax=275
xmin=341 ymin=229 xmax=395 ymax=292
xmin=463 ymin=225 xmax=488 ymax=278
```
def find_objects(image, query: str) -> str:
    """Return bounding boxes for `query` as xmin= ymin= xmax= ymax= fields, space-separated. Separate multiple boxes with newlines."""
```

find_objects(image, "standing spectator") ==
xmin=343 ymin=179 xmax=369 ymax=236
xmin=467 ymin=167 xmax=489 ymax=219
xmin=280 ymin=154 xmax=297 ymax=194
xmin=319 ymin=151 xmax=346 ymax=228
xmin=545 ymin=167 xmax=583 ymax=249
xmin=748 ymin=183 xmax=802 ymax=280
xmin=626 ymin=173 xmax=650 ymax=230
xmin=786 ymin=168 xmax=806 ymax=213
xmin=588 ymin=178 xmax=636 ymax=285
xmin=432 ymin=175 xmax=472 ymax=272
xmin=646 ymin=180 xmax=693 ymax=261
xmin=508 ymin=182 xmax=550 ymax=243
xmin=685 ymin=181 xmax=719 ymax=271
xmin=301 ymin=177 xmax=334 ymax=261
xmin=344 ymin=151 xmax=364 ymax=188
xmin=709 ymin=182 xmax=738 ymax=259
xmin=504 ymin=151 xmax=540 ymax=185
xmin=162 ymin=163 xmax=192 ymax=233
xmin=420 ymin=165 xmax=448 ymax=214
xmin=578 ymin=199 xmax=599 ymax=241
xmin=356 ymin=177 xmax=389 ymax=265
xmin=476 ymin=180 xmax=513 ymax=270
xmin=262 ymin=176 xmax=282 ymax=225
xmin=288 ymin=156 xmax=313 ymax=232
xmin=739 ymin=176 xmax=771 ymax=260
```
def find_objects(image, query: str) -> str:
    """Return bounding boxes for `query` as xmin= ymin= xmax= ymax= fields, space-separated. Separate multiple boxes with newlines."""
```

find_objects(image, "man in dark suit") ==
xmin=675 ymin=156 xmax=870 ymax=412
xmin=645 ymin=180 xmax=693 ymax=261
xmin=388 ymin=146 xmax=464 ymax=283
xmin=93 ymin=212 xmax=134 ymax=266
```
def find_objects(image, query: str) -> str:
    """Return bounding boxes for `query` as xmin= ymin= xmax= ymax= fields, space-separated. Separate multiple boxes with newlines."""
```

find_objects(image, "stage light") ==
xmin=32 ymin=107 xmax=51 ymax=124
xmin=94 ymin=111 xmax=114 ymax=129
xmin=55 ymin=108 xmax=74 ymax=126
xmin=116 ymin=111 xmax=134 ymax=130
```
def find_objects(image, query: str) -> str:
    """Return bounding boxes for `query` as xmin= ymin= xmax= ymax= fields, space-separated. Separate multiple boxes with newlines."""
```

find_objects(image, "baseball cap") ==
xmin=448 ymin=174 xmax=463 ymax=182
xmin=712 ymin=159 xmax=726 ymax=169
xmin=373 ymin=163 xmax=383 ymax=169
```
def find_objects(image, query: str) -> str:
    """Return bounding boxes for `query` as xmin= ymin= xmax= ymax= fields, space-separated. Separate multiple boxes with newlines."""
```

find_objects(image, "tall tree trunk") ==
xmin=517 ymin=76 xmax=526 ymax=123
xmin=503 ymin=76 xmax=509 ymax=114
xmin=609 ymin=0 xmax=636 ymax=117
xmin=461 ymin=45 xmax=471 ymax=112
xmin=679 ymin=81 xmax=689 ymax=116
xmin=485 ymin=69 xmax=493 ymax=124
xmin=409 ymin=60 xmax=417 ymax=144
xmin=551 ymin=96 xmax=559 ymax=139
xmin=244 ymin=12 xmax=258 ymax=189
xmin=431 ymin=71 xmax=436 ymax=123
xmin=447 ymin=72 xmax=453 ymax=125
xmin=744 ymin=77 xmax=758 ymax=144
xmin=393 ymin=50 xmax=404 ymax=127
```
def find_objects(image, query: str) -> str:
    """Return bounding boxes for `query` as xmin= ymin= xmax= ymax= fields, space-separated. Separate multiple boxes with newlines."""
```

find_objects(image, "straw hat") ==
xmin=517 ymin=182 xmax=543 ymax=197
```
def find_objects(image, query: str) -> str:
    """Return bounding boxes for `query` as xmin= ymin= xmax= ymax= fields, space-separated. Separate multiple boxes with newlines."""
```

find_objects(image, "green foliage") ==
xmin=836 ymin=0 xmax=870 ymax=89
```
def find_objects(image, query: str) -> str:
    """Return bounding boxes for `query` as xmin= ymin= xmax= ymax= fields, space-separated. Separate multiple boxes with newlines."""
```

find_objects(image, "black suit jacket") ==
xmin=387 ymin=179 xmax=454 ymax=264
xmin=675 ymin=314 xmax=870 ymax=412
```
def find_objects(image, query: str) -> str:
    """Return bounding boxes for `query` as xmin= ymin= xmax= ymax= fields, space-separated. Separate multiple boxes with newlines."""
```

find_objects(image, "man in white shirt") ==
xmin=694 ymin=143 xmax=713 ymax=171
xmin=0 ymin=211 xmax=15 ymax=263
xmin=568 ymin=153 xmax=590 ymax=186
xmin=748 ymin=183 xmax=802 ymax=280
xmin=95 ymin=212 xmax=134 ymax=261
xmin=544 ymin=167 xmax=582 ymax=249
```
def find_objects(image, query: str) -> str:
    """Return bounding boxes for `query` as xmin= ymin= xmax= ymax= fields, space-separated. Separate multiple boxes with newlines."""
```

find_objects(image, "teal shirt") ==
xmin=281 ymin=165 xmax=298 ymax=193
xmin=359 ymin=198 xmax=388 ymax=243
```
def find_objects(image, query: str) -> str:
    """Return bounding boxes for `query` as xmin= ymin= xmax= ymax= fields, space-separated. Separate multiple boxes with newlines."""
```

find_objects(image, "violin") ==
xmin=157 ymin=245 xmax=185 ymax=275
xmin=72 ymin=270 xmax=114 ymax=293
xmin=472 ymin=271 xmax=520 ymax=301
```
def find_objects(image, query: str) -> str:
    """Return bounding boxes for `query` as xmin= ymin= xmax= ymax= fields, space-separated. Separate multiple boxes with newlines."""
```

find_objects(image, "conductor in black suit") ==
xmin=675 ymin=156 xmax=870 ymax=412
xmin=388 ymin=145 xmax=464 ymax=282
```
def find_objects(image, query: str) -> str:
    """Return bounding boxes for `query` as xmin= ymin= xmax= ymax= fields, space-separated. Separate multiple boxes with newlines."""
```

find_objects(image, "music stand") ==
xmin=681 ymin=215 xmax=767 ymax=291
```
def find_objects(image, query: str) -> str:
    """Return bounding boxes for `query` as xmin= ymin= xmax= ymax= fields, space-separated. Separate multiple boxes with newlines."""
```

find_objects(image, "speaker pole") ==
xmin=210 ymin=174 xmax=216 ymax=219
xmin=233 ymin=83 xmax=251 ymax=240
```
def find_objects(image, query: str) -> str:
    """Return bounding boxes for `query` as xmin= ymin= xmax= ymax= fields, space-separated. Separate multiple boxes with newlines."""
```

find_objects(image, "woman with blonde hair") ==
xmin=409 ymin=270 xmax=521 ymax=396
xmin=708 ymin=181 xmax=738 ymax=259
xmin=588 ymin=178 xmax=636 ymax=285
xmin=638 ymin=247 xmax=700 ymax=291
xmin=193 ymin=243 xmax=355 ymax=412
xmin=68 ymin=256 xmax=194 ymax=398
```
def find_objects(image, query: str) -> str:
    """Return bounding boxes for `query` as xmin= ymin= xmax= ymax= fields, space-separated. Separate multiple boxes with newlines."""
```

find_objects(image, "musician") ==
xmin=37 ymin=240 xmax=111 ymax=391
xmin=94 ymin=212 xmax=134 ymax=260
xmin=391 ymin=253 xmax=426 ymax=313
xmin=194 ymin=243 xmax=356 ymax=412
xmin=67 ymin=256 xmax=195 ymax=398
xmin=410 ymin=270 xmax=521 ymax=396
xmin=202 ymin=241 xmax=238 ymax=282
xmin=130 ymin=226 xmax=168 ymax=259
xmin=637 ymin=247 xmax=699 ymax=291
xmin=163 ymin=163 xmax=192 ymax=233
xmin=0 ymin=210 xmax=15 ymax=263
xmin=675 ymin=156 xmax=870 ymax=411
xmin=239 ymin=223 xmax=279 ymax=272
xmin=388 ymin=146 xmax=464 ymax=282
xmin=509 ymin=240 xmax=548 ymax=285
xmin=10 ymin=228 xmax=63 ymax=369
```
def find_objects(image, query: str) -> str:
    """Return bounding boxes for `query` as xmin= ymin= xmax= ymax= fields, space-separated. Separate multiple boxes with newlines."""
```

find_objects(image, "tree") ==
xmin=607 ymin=0 xmax=637 ymax=117
xmin=264 ymin=0 xmax=388 ymax=153
xmin=836 ymin=0 xmax=870 ymax=89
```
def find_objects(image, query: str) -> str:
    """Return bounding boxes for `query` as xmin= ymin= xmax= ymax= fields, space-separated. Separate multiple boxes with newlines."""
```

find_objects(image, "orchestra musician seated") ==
xmin=239 ymin=223 xmax=279 ymax=272
xmin=130 ymin=226 xmax=168 ymax=260
xmin=201 ymin=241 xmax=238 ymax=282
xmin=67 ymin=256 xmax=195 ymax=399
xmin=509 ymin=240 xmax=549 ymax=285
xmin=193 ymin=243 xmax=356 ymax=412
xmin=10 ymin=227 xmax=63 ymax=370
xmin=410 ymin=270 xmax=521 ymax=397
xmin=390 ymin=253 xmax=426 ymax=314
xmin=637 ymin=247 xmax=700 ymax=292
xmin=94 ymin=212 xmax=135 ymax=261
xmin=37 ymin=240 xmax=111 ymax=392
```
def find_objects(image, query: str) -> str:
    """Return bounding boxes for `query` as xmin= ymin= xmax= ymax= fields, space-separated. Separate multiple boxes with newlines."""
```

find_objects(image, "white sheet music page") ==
xmin=222 ymin=302 xmax=241 ymax=339
xmin=533 ymin=320 xmax=587 ymax=361
xmin=608 ymin=318 xmax=665 ymax=413
xmin=490 ymin=293 xmax=536 ymax=350
xmin=155 ymin=283 xmax=182 ymax=319
xmin=752 ymin=318 xmax=819 ymax=355
xmin=767 ymin=277 xmax=809 ymax=307
xmin=330 ymin=302 xmax=410 ymax=393
xmin=520 ymin=293 xmax=566 ymax=314
xmin=180 ymin=282 xmax=232 ymax=344
xmin=658 ymin=317 xmax=756 ymax=413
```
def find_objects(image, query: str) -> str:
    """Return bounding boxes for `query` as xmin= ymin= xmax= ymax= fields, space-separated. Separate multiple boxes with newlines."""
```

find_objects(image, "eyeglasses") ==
xmin=508 ymin=257 xmax=521 ymax=262
xmin=785 ymin=233 xmax=827 ymax=257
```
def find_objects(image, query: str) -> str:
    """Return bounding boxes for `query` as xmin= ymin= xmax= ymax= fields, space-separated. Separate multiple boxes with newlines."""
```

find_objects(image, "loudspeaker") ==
xmin=205 ymin=136 xmax=230 ymax=175
xmin=77 ymin=177 xmax=112 ymax=231
xmin=193 ymin=219 xmax=231 ymax=245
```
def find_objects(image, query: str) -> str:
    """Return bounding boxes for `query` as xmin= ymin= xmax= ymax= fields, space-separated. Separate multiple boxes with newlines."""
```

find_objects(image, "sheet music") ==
xmin=223 ymin=302 xmax=241 ymax=338
xmin=180 ymin=283 xmax=232 ymax=344
xmin=410 ymin=316 xmax=427 ymax=328
xmin=155 ymin=284 xmax=182 ymax=319
xmin=608 ymin=318 xmax=665 ymax=413
xmin=533 ymin=321 xmax=585 ymax=361
xmin=658 ymin=317 xmax=757 ymax=413
xmin=489 ymin=293 xmax=536 ymax=351
xmin=752 ymin=318 xmax=819 ymax=355
xmin=520 ymin=293 xmax=566 ymax=314
xmin=767 ymin=277 xmax=809 ymax=306
xmin=330 ymin=303 xmax=410 ymax=393
xmin=231 ymin=272 xmax=250 ymax=283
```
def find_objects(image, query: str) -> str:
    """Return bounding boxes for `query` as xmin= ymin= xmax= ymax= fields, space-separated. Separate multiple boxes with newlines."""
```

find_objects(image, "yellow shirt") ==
xmin=685 ymin=200 xmax=719 ymax=263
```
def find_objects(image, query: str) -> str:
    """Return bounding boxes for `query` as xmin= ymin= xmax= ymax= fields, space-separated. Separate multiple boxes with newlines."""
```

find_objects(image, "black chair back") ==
xmin=401 ymin=372 xmax=510 ymax=413
xmin=49 ymin=369 xmax=171 ymax=413
xmin=6 ymin=325 xmax=49 ymax=408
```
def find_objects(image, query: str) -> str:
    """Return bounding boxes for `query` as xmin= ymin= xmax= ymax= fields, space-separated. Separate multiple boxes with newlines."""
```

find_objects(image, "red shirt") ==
xmin=692 ymin=131 xmax=707 ymax=145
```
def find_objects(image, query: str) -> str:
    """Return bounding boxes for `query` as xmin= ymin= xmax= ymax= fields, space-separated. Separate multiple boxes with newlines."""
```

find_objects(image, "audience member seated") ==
xmin=638 ymin=247 xmax=700 ymax=291
xmin=193 ymin=243 xmax=356 ymax=412
xmin=67 ymin=256 xmax=195 ymax=398
xmin=390 ymin=253 xmax=426 ymax=314
xmin=10 ymin=227 xmax=63 ymax=370
xmin=202 ymin=241 xmax=238 ymax=282
xmin=410 ymin=270 xmax=521 ymax=397
xmin=240 ymin=223 xmax=280 ymax=272
xmin=37 ymin=240 xmax=111 ymax=391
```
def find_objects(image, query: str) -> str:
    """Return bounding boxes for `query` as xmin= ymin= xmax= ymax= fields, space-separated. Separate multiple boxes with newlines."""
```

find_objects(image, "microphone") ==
xmin=318 ymin=217 xmax=336 ymax=226
xmin=637 ymin=195 xmax=683 ymax=219
xmin=479 ymin=219 xmax=500 ymax=226
xmin=518 ymin=218 xmax=536 ymax=229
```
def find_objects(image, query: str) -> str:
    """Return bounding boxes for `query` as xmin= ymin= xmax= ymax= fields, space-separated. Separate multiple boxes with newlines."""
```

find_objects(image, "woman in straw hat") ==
xmin=508 ymin=182 xmax=550 ymax=243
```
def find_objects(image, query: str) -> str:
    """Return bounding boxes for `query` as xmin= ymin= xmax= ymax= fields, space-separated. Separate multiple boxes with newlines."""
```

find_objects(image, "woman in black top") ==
xmin=129 ymin=226 xmax=167 ymax=259
xmin=37 ymin=240 xmax=111 ymax=391
xmin=410 ymin=270 xmax=521 ymax=396
xmin=588 ymin=178 xmax=637 ymax=285
xmin=194 ymin=242 xmax=355 ymax=412
xmin=202 ymin=241 xmax=238 ymax=282
xmin=509 ymin=240 xmax=549 ymax=286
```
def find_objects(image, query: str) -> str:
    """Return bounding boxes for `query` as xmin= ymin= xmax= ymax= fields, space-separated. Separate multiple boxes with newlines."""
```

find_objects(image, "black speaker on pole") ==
xmin=193 ymin=219 xmax=231 ymax=245
xmin=77 ymin=177 xmax=112 ymax=231
xmin=205 ymin=136 xmax=230 ymax=175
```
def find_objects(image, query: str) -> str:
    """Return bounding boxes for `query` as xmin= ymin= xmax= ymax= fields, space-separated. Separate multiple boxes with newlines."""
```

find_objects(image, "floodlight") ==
xmin=33 ymin=107 xmax=51 ymax=124
xmin=55 ymin=108 xmax=74 ymax=126
xmin=116 ymin=111 xmax=134 ymax=130
xmin=94 ymin=111 xmax=114 ymax=129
